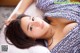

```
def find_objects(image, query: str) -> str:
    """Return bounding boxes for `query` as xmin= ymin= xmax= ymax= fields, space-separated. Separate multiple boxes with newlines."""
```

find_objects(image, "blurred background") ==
xmin=0 ymin=0 xmax=20 ymax=32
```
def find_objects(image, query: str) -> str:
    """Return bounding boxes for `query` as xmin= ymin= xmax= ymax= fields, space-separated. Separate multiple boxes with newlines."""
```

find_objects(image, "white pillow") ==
xmin=24 ymin=2 xmax=44 ymax=18
xmin=28 ymin=45 xmax=50 ymax=53
xmin=0 ymin=1 xmax=50 ymax=53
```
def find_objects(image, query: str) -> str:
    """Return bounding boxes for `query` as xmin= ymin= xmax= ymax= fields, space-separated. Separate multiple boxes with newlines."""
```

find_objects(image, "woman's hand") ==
xmin=4 ymin=13 xmax=18 ymax=26
xmin=4 ymin=18 xmax=14 ymax=26
xmin=5 ymin=0 xmax=34 ymax=26
xmin=4 ymin=10 xmax=22 ymax=26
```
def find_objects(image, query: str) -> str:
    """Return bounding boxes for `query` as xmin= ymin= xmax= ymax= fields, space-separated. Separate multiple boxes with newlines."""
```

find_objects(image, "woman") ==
xmin=5 ymin=0 xmax=80 ymax=53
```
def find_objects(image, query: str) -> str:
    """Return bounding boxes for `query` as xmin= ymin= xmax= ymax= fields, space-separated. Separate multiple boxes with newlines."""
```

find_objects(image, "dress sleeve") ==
xmin=36 ymin=0 xmax=80 ymax=24
xmin=44 ymin=4 xmax=80 ymax=24
xmin=36 ymin=0 xmax=54 ymax=12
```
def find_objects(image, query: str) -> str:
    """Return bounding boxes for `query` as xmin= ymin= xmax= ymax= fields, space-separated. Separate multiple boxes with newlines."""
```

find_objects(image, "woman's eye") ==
xmin=30 ymin=26 xmax=32 ymax=31
xmin=32 ymin=17 xmax=34 ymax=21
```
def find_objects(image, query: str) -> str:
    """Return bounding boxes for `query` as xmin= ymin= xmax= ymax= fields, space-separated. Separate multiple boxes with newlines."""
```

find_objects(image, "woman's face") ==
xmin=20 ymin=16 xmax=50 ymax=39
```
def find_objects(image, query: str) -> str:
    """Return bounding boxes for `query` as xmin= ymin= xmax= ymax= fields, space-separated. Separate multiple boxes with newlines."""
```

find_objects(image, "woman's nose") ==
xmin=31 ymin=22 xmax=40 ymax=27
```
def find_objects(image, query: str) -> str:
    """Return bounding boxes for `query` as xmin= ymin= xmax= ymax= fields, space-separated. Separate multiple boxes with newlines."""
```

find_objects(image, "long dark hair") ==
xmin=5 ymin=14 xmax=45 ymax=49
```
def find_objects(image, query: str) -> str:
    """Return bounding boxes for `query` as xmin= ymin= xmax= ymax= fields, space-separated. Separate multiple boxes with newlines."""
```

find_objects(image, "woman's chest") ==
xmin=48 ymin=22 xmax=78 ymax=50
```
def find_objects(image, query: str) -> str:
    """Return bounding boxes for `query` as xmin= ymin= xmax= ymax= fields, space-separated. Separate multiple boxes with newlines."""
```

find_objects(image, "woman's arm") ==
xmin=5 ymin=0 xmax=34 ymax=25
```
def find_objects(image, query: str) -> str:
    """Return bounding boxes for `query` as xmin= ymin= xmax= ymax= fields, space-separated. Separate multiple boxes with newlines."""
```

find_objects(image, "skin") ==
xmin=20 ymin=16 xmax=78 ymax=50
xmin=5 ymin=0 xmax=35 ymax=25
xmin=47 ymin=17 xmax=78 ymax=50
xmin=20 ymin=16 xmax=51 ymax=39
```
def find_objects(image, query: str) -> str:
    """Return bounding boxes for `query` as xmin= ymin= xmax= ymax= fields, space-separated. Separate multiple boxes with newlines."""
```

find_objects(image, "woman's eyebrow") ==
xmin=27 ymin=16 xmax=31 ymax=31
xmin=26 ymin=15 xmax=32 ymax=20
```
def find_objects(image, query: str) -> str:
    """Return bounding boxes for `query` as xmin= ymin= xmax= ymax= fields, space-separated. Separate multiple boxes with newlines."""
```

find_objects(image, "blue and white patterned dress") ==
xmin=36 ymin=0 xmax=80 ymax=53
